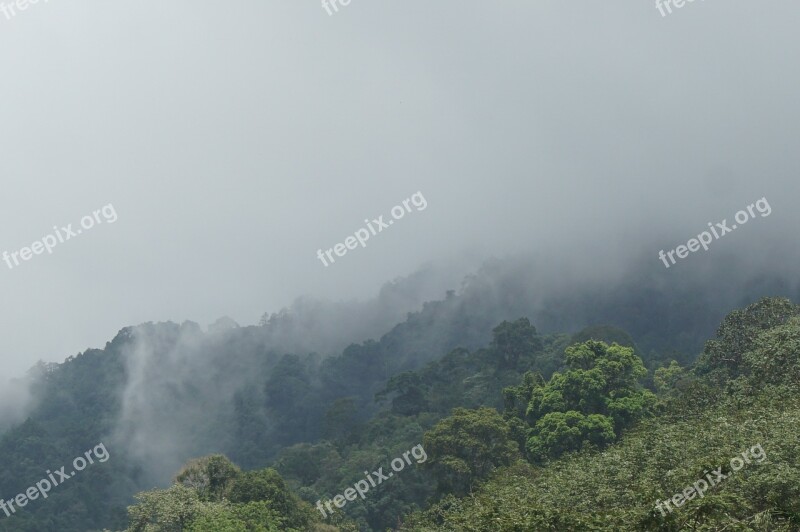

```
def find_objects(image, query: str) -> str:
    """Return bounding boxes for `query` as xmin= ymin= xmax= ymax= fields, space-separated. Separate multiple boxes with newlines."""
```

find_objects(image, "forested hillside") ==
xmin=0 ymin=263 xmax=799 ymax=531
xmin=402 ymin=297 xmax=800 ymax=531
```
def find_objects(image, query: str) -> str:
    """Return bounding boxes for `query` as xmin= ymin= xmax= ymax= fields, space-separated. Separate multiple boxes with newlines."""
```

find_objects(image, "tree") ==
xmin=653 ymin=360 xmax=689 ymax=398
xmin=490 ymin=318 xmax=543 ymax=370
xmin=505 ymin=340 xmax=655 ymax=462
xmin=375 ymin=372 xmax=430 ymax=416
xmin=503 ymin=371 xmax=546 ymax=421
xmin=526 ymin=411 xmax=615 ymax=461
xmin=423 ymin=407 xmax=519 ymax=495
xmin=696 ymin=297 xmax=800 ymax=378
xmin=126 ymin=484 xmax=211 ymax=532
xmin=175 ymin=455 xmax=241 ymax=502
xmin=742 ymin=316 xmax=800 ymax=386
xmin=571 ymin=325 xmax=638 ymax=352
xmin=322 ymin=397 xmax=361 ymax=446
xmin=129 ymin=457 xmax=317 ymax=532
xmin=228 ymin=469 xmax=312 ymax=529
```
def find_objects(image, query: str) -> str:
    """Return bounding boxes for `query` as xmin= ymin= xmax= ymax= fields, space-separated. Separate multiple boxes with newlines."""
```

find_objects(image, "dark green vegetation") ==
xmin=0 ymin=262 xmax=799 ymax=531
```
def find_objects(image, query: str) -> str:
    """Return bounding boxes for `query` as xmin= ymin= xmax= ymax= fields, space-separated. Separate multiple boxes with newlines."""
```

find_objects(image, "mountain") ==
xmin=0 ymin=256 xmax=798 ymax=531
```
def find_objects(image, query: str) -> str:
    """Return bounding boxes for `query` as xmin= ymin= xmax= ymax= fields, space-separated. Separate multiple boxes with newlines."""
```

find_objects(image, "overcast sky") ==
xmin=0 ymin=1 xmax=798 ymax=377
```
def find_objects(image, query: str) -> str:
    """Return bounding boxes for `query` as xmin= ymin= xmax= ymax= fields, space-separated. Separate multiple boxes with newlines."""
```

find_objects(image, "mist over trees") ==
xmin=0 ymin=257 xmax=799 ymax=530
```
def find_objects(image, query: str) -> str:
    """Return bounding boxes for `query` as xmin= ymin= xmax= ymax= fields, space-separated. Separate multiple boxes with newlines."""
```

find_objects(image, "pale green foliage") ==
xmin=186 ymin=502 xmax=285 ymax=532
xmin=126 ymin=456 xmax=317 ymax=532
xmin=175 ymin=454 xmax=241 ymax=501
xmin=403 ymin=390 xmax=800 ymax=531
xmin=654 ymin=360 xmax=687 ymax=396
xmin=126 ymin=484 xmax=214 ymax=532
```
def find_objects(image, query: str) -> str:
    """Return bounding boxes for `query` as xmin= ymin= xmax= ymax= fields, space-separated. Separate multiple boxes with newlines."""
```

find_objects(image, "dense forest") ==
xmin=1 ymin=261 xmax=799 ymax=531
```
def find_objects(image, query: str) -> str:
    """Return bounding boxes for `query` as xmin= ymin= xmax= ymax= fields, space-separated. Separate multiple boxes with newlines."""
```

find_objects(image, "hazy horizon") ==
xmin=2 ymin=0 xmax=799 ymax=379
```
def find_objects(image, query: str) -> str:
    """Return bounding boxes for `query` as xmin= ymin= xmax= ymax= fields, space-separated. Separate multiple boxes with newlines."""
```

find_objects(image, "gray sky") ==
xmin=1 ymin=0 xmax=798 ymax=377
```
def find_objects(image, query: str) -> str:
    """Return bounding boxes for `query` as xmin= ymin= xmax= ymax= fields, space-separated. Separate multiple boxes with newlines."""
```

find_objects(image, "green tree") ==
xmin=506 ymin=340 xmax=655 ymax=462
xmin=490 ymin=318 xmax=543 ymax=370
xmin=375 ymin=372 xmax=430 ymax=416
xmin=228 ymin=469 xmax=312 ymax=530
xmin=526 ymin=411 xmax=615 ymax=461
xmin=696 ymin=296 xmax=800 ymax=378
xmin=186 ymin=501 xmax=289 ymax=532
xmin=175 ymin=455 xmax=241 ymax=502
xmin=129 ymin=457 xmax=319 ymax=532
xmin=322 ymin=397 xmax=361 ymax=446
xmin=423 ymin=407 xmax=519 ymax=495
xmin=742 ymin=316 xmax=800 ymax=386
xmin=653 ymin=360 xmax=689 ymax=399
xmin=571 ymin=325 xmax=638 ymax=352
xmin=503 ymin=371 xmax=546 ymax=421
xmin=126 ymin=484 xmax=211 ymax=532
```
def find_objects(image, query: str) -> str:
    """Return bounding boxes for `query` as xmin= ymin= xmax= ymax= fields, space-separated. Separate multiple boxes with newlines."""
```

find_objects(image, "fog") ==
xmin=1 ymin=0 xmax=798 ymax=382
